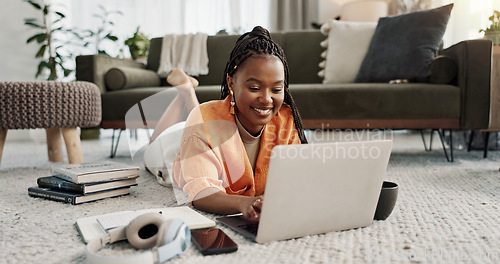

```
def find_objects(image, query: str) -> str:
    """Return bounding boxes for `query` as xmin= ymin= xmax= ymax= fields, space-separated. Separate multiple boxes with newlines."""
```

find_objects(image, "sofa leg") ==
xmin=483 ymin=132 xmax=490 ymax=158
xmin=437 ymin=129 xmax=454 ymax=162
xmin=467 ymin=130 xmax=491 ymax=158
xmin=467 ymin=130 xmax=475 ymax=152
xmin=110 ymin=129 xmax=123 ymax=158
xmin=0 ymin=129 xmax=7 ymax=164
xmin=419 ymin=129 xmax=434 ymax=152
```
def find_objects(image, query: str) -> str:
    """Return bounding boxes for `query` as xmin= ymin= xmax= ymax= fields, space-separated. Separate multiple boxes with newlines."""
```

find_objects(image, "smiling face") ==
xmin=226 ymin=55 xmax=285 ymax=135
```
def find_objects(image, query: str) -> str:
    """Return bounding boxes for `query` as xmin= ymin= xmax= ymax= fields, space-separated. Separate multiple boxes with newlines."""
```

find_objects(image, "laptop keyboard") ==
xmin=237 ymin=223 xmax=259 ymax=235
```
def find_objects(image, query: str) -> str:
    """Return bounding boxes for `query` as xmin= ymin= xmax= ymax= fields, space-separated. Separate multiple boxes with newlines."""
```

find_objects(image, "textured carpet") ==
xmin=1 ymin=130 xmax=499 ymax=264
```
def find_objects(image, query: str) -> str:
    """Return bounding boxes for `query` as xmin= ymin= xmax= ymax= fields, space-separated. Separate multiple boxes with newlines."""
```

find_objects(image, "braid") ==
xmin=221 ymin=26 xmax=308 ymax=144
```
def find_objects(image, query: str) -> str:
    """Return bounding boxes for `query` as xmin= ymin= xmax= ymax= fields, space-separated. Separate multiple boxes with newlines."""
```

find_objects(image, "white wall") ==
xmin=3 ymin=0 xmax=498 ymax=82
xmin=318 ymin=0 xmax=394 ymax=23
xmin=436 ymin=0 xmax=496 ymax=48
xmin=0 ymin=0 xmax=42 ymax=141
xmin=317 ymin=0 xmax=497 ymax=48
xmin=318 ymin=0 xmax=342 ymax=23
xmin=0 ymin=0 xmax=40 ymax=81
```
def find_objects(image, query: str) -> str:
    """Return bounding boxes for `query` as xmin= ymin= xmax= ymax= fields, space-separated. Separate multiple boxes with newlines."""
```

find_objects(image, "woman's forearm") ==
xmin=192 ymin=189 xmax=250 ymax=215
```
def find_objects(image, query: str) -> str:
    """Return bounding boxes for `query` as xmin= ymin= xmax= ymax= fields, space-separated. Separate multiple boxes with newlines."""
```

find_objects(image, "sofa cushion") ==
xmin=320 ymin=20 xmax=377 ymax=83
xmin=101 ymin=86 xmax=221 ymax=122
xmin=149 ymin=31 xmax=325 ymax=86
xmin=289 ymin=83 xmax=460 ymax=119
xmin=105 ymin=67 xmax=161 ymax=91
xmin=355 ymin=4 xmax=454 ymax=83
xmin=101 ymin=87 xmax=169 ymax=122
xmin=194 ymin=35 xmax=241 ymax=85
xmin=429 ymin=55 xmax=457 ymax=84
xmin=280 ymin=30 xmax=325 ymax=84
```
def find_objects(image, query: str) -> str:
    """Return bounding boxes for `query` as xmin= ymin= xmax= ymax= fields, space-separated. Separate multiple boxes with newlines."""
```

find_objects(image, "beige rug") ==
xmin=1 ymin=130 xmax=499 ymax=264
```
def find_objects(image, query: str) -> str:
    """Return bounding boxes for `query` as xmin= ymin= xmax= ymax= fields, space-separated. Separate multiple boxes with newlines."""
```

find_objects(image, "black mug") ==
xmin=374 ymin=181 xmax=398 ymax=220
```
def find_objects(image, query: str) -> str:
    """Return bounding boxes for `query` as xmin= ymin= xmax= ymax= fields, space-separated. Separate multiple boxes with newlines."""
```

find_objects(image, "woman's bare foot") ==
xmin=167 ymin=68 xmax=199 ymax=88
xmin=190 ymin=77 xmax=199 ymax=88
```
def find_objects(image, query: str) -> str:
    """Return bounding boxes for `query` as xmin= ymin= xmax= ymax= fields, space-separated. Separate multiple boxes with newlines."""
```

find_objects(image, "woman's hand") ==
xmin=240 ymin=196 xmax=263 ymax=223
xmin=192 ymin=190 xmax=264 ymax=223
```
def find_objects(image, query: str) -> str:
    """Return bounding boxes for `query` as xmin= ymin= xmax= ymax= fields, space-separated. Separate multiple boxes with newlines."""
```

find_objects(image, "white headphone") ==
xmin=86 ymin=212 xmax=190 ymax=264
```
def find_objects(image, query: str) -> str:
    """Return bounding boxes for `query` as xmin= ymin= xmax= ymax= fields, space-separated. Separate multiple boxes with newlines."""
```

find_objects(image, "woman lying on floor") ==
xmin=144 ymin=26 xmax=308 ymax=222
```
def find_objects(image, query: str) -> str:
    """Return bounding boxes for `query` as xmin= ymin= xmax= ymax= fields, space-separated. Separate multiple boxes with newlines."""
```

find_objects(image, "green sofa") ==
xmin=76 ymin=30 xmax=492 ymax=133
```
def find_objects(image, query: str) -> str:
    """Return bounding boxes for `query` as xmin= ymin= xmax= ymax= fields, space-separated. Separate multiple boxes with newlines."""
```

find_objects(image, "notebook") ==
xmin=217 ymin=140 xmax=393 ymax=243
xmin=76 ymin=206 xmax=215 ymax=243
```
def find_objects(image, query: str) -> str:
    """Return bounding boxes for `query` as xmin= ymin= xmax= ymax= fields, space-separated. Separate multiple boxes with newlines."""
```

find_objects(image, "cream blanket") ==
xmin=157 ymin=33 xmax=209 ymax=77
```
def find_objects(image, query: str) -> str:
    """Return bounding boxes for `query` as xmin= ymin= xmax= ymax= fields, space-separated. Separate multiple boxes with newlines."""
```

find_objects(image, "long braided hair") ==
xmin=221 ymin=26 xmax=308 ymax=144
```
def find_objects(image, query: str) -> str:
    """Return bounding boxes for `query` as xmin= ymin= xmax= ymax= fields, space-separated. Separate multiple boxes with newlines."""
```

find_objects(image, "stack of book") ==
xmin=28 ymin=161 xmax=140 ymax=205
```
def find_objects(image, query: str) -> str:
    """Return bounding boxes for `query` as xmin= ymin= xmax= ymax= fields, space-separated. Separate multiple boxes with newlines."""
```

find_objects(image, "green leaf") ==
xmin=43 ymin=5 xmax=49 ymax=15
xmin=63 ymin=69 xmax=73 ymax=77
xmin=56 ymin=61 xmax=65 ymax=68
xmin=105 ymin=34 xmax=118 ymax=41
xmin=85 ymin=30 xmax=96 ymax=37
xmin=35 ymin=61 xmax=46 ymax=78
xmin=50 ymin=26 xmax=64 ymax=33
xmin=26 ymin=0 xmax=42 ymax=10
xmin=35 ymin=45 xmax=47 ymax=58
xmin=53 ymin=18 xmax=63 ymax=24
xmin=27 ymin=33 xmax=46 ymax=44
xmin=24 ymin=21 xmax=44 ymax=29
xmin=55 ymin=11 xmax=65 ymax=18
xmin=92 ymin=14 xmax=104 ymax=20
xmin=24 ymin=18 xmax=38 ymax=23
xmin=71 ymin=31 xmax=83 ymax=38
xmin=136 ymin=42 xmax=147 ymax=49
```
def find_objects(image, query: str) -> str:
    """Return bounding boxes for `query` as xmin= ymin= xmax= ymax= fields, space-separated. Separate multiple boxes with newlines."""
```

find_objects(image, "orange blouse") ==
xmin=172 ymin=96 xmax=300 ymax=202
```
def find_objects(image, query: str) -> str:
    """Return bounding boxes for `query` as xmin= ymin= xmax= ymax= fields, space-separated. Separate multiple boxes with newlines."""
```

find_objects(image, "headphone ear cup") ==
xmin=126 ymin=212 xmax=165 ymax=249
xmin=156 ymin=219 xmax=174 ymax=247
xmin=156 ymin=218 xmax=187 ymax=247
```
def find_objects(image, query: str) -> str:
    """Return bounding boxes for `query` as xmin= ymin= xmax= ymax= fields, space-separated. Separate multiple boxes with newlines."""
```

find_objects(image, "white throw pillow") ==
xmin=319 ymin=20 xmax=377 ymax=83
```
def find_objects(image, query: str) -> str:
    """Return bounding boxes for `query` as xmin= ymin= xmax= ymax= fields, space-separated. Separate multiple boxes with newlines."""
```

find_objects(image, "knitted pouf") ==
xmin=0 ymin=81 xmax=101 ymax=164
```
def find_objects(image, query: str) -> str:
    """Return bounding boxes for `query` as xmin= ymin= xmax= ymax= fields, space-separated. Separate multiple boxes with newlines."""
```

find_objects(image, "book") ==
xmin=28 ymin=186 xmax=130 ymax=205
xmin=75 ymin=206 xmax=216 ymax=243
xmin=37 ymin=176 xmax=138 ymax=194
xmin=51 ymin=161 xmax=140 ymax=184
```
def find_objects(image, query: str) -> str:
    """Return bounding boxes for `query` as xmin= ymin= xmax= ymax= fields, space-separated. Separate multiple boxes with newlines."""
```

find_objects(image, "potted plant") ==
xmin=78 ymin=5 xmax=122 ymax=56
xmin=480 ymin=10 xmax=500 ymax=45
xmin=124 ymin=27 xmax=150 ymax=61
xmin=23 ymin=0 xmax=74 ymax=80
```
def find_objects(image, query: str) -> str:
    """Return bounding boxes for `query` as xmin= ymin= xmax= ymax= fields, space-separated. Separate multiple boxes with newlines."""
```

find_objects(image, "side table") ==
xmin=468 ymin=46 xmax=500 ymax=159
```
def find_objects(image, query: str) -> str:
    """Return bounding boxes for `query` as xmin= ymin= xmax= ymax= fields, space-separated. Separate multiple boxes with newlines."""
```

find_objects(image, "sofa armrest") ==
xmin=76 ymin=54 xmax=146 ymax=93
xmin=440 ymin=39 xmax=493 ymax=130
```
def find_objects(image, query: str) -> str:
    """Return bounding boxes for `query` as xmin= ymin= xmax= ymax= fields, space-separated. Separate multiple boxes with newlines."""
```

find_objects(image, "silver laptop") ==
xmin=217 ymin=140 xmax=393 ymax=243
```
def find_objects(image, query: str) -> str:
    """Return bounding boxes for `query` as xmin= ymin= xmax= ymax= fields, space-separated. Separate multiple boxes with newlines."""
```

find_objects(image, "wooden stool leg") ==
xmin=46 ymin=128 xmax=63 ymax=162
xmin=0 ymin=129 xmax=7 ymax=164
xmin=62 ymin=128 xmax=84 ymax=164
